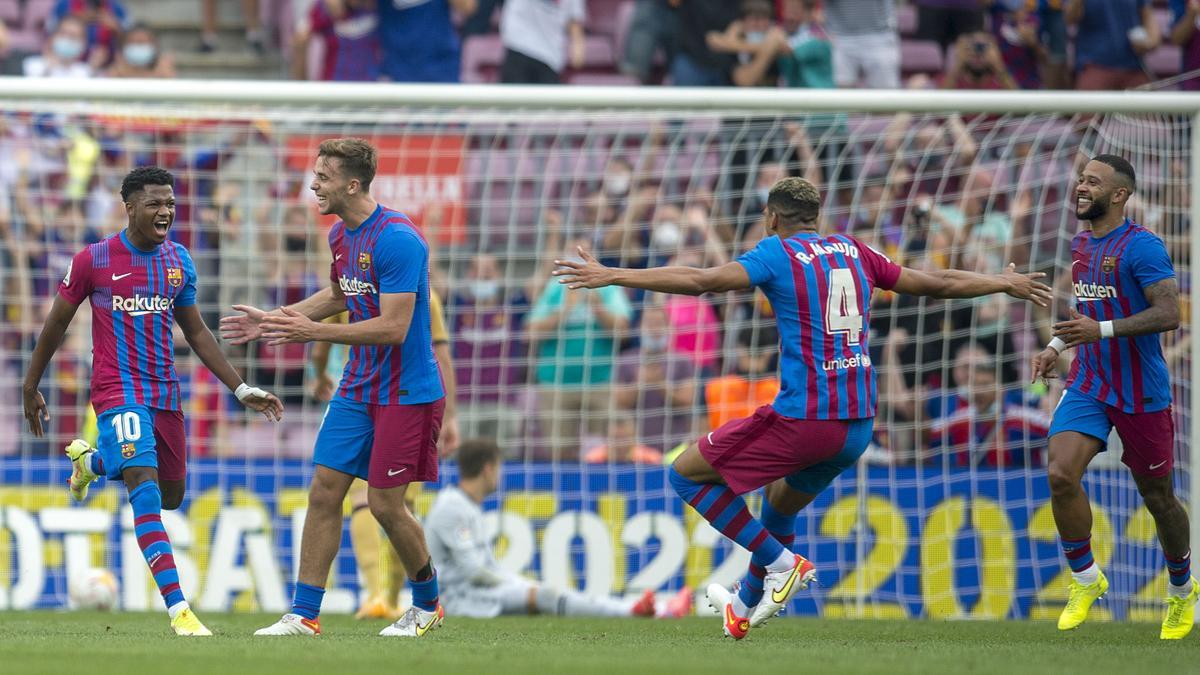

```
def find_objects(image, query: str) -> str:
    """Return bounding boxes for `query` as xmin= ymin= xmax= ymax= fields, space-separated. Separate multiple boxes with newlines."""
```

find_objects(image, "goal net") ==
xmin=0 ymin=82 xmax=1195 ymax=619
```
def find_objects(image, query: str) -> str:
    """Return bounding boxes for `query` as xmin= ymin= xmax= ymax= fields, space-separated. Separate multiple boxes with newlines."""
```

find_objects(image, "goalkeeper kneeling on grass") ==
xmin=427 ymin=438 xmax=693 ymax=619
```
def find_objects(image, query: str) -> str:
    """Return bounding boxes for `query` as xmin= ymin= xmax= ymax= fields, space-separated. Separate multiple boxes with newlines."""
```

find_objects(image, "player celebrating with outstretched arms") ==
xmin=1031 ymin=155 xmax=1195 ymax=639
xmin=222 ymin=138 xmax=447 ymax=638
xmin=554 ymin=176 xmax=1051 ymax=639
xmin=22 ymin=167 xmax=284 ymax=636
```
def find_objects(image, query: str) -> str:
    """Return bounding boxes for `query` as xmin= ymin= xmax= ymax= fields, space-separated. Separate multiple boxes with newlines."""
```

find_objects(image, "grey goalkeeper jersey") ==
xmin=425 ymin=486 xmax=504 ymax=590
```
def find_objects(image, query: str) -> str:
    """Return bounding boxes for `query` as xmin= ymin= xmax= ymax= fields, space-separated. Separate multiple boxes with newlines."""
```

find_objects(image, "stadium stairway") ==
xmin=126 ymin=0 xmax=285 ymax=79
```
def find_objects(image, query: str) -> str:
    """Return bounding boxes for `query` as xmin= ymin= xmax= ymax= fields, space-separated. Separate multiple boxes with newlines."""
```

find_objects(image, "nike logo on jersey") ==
xmin=1149 ymin=460 xmax=1167 ymax=471
xmin=335 ymin=254 xmax=343 ymax=261
xmin=112 ymin=272 xmax=133 ymax=281
xmin=387 ymin=467 xmax=407 ymax=477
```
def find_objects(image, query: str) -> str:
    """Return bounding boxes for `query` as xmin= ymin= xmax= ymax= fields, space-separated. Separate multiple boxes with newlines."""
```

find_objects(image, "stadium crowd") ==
xmin=0 ymin=0 xmax=1192 ymax=468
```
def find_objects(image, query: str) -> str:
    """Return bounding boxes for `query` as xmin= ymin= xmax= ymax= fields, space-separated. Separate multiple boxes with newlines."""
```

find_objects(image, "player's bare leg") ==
xmin=122 ymin=466 xmax=208 ymax=636
xmin=671 ymin=445 xmax=811 ymax=640
xmin=1131 ymin=471 xmax=1197 ymax=638
xmin=370 ymin=483 xmax=444 ymax=637
xmin=1047 ymin=432 xmax=1107 ymax=630
xmin=298 ymin=467 xmax=358 ymax=587
xmin=257 ymin=466 xmax=355 ymax=636
xmin=346 ymin=479 xmax=393 ymax=619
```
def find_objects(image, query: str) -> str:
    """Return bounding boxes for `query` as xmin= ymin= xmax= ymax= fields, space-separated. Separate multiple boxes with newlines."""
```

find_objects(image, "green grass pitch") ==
xmin=2 ymin=612 xmax=1197 ymax=674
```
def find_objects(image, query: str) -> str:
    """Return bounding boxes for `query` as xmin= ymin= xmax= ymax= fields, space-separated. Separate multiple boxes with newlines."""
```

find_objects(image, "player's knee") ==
xmin=367 ymin=496 xmax=407 ymax=529
xmin=308 ymin=479 xmax=345 ymax=513
xmin=1140 ymin=486 xmax=1178 ymax=517
xmin=1046 ymin=463 xmax=1081 ymax=498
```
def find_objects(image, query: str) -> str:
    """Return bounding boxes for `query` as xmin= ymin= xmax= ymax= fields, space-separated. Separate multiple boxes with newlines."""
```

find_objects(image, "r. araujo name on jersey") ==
xmin=1068 ymin=219 xmax=1175 ymax=413
xmin=327 ymin=204 xmax=444 ymax=406
xmin=58 ymin=231 xmax=198 ymax=414
xmin=736 ymin=232 xmax=902 ymax=420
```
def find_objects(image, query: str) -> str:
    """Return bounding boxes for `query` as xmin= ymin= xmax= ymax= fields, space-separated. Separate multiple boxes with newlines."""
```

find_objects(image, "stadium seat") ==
xmin=587 ymin=0 xmax=629 ymax=41
xmin=568 ymin=72 xmax=640 ymax=86
xmin=22 ymin=0 xmax=55 ymax=32
xmin=900 ymin=39 xmax=944 ymax=76
xmin=7 ymin=28 xmax=42 ymax=53
xmin=461 ymin=34 xmax=505 ymax=83
xmin=0 ymin=2 xmax=20 ymax=26
xmin=580 ymin=35 xmax=616 ymax=70
xmin=896 ymin=4 xmax=917 ymax=37
xmin=1145 ymin=45 xmax=1182 ymax=77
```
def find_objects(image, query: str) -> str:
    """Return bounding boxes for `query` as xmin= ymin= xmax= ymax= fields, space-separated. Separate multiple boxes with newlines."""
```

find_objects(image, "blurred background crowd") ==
xmin=0 ymin=0 xmax=1193 ymax=469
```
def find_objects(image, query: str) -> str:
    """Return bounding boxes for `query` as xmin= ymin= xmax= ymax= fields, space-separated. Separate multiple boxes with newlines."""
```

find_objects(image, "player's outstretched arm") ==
xmin=176 ymin=305 xmax=283 ymax=422
xmin=891 ymin=263 xmax=1052 ymax=306
xmin=219 ymin=287 xmax=347 ymax=345
xmin=262 ymin=292 xmax=415 ymax=346
xmin=22 ymin=296 xmax=82 ymax=437
xmin=1052 ymin=277 xmax=1181 ymax=348
xmin=552 ymin=246 xmax=752 ymax=296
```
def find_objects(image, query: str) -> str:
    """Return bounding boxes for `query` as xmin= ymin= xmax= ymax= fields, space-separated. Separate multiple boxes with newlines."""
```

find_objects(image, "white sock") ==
xmin=765 ymin=549 xmax=796 ymax=574
xmin=167 ymin=600 xmax=189 ymax=620
xmin=731 ymin=594 xmax=751 ymax=618
xmin=1071 ymin=566 xmax=1100 ymax=586
xmin=1168 ymin=578 xmax=1194 ymax=598
xmin=558 ymin=590 xmax=632 ymax=618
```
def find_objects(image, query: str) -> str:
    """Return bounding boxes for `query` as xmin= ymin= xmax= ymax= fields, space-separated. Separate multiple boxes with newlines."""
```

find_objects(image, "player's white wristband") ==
xmin=1047 ymin=337 xmax=1068 ymax=354
xmin=1099 ymin=320 xmax=1115 ymax=339
xmin=234 ymin=383 xmax=268 ymax=402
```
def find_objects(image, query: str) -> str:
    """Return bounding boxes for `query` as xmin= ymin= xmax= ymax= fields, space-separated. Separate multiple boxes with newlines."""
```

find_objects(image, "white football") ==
xmin=68 ymin=568 xmax=119 ymax=611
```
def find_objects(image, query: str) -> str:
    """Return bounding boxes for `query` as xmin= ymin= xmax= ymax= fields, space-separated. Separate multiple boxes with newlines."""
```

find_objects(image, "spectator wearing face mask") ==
xmin=106 ymin=24 xmax=176 ymax=78
xmin=49 ymin=0 xmax=130 ymax=70
xmin=24 ymin=16 xmax=93 ymax=78
xmin=706 ymin=0 xmax=785 ymax=87
xmin=450 ymin=253 xmax=530 ymax=455
xmin=611 ymin=302 xmax=698 ymax=453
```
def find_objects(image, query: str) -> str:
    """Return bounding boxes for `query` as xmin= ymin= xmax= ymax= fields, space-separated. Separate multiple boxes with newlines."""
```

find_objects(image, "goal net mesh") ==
xmin=0 ymin=93 xmax=1190 ymax=618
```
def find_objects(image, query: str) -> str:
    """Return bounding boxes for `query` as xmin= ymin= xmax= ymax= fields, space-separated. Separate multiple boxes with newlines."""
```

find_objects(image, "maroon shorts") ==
xmin=314 ymin=396 xmax=443 ymax=488
xmin=153 ymin=409 xmax=188 ymax=482
xmin=1110 ymin=405 xmax=1176 ymax=478
xmin=698 ymin=404 xmax=873 ymax=495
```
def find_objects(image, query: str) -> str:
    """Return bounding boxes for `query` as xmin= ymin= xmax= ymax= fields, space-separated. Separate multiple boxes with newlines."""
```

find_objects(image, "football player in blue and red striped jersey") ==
xmin=1032 ymin=154 xmax=1196 ymax=639
xmin=554 ymin=175 xmax=1050 ymax=639
xmin=222 ymin=138 xmax=446 ymax=639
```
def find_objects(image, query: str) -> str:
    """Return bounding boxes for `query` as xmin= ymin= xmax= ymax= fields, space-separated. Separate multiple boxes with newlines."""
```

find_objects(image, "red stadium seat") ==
xmin=1145 ymin=45 xmax=1182 ymax=77
xmin=22 ymin=0 xmax=55 ymax=32
xmin=0 ymin=1 xmax=20 ymax=26
xmin=900 ymin=39 xmax=944 ymax=76
xmin=461 ymin=34 xmax=505 ymax=83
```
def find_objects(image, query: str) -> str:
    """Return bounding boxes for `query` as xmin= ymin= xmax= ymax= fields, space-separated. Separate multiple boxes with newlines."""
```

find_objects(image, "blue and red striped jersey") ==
xmin=736 ymin=233 xmax=902 ymax=420
xmin=58 ymin=231 xmax=197 ymax=415
xmin=1067 ymin=219 xmax=1175 ymax=413
xmin=328 ymin=204 xmax=444 ymax=406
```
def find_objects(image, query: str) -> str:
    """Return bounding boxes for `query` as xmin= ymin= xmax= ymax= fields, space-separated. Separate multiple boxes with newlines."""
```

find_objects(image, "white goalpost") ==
xmin=0 ymin=79 xmax=1196 ymax=619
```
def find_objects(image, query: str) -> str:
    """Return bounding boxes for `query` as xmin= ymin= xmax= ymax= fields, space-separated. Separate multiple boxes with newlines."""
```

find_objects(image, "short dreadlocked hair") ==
xmin=766 ymin=176 xmax=821 ymax=227
xmin=120 ymin=166 xmax=175 ymax=202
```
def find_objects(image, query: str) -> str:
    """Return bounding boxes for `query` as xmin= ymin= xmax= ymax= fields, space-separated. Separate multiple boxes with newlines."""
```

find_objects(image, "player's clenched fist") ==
xmin=1030 ymin=347 xmax=1060 ymax=384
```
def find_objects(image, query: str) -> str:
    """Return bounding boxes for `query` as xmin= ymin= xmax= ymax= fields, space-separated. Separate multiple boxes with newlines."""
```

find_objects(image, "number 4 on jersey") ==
xmin=825 ymin=268 xmax=863 ymax=345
